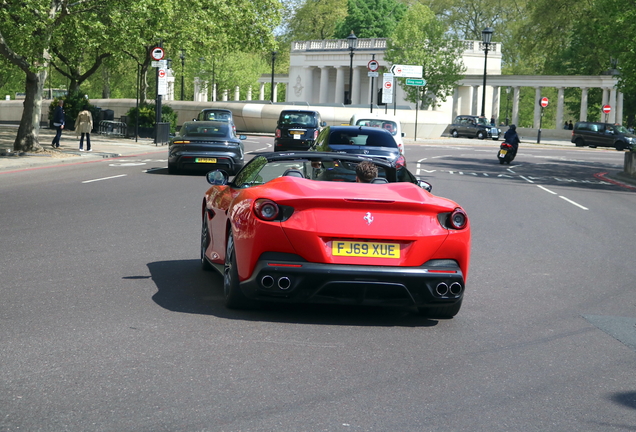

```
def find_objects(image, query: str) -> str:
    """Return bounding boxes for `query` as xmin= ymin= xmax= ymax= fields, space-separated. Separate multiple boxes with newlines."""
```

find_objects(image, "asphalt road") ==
xmin=1 ymin=136 xmax=635 ymax=431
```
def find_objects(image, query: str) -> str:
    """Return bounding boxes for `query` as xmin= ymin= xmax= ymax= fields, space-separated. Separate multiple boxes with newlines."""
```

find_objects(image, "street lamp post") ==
xmin=180 ymin=50 xmax=185 ymax=101
xmin=271 ymin=51 xmax=277 ymax=103
xmin=480 ymin=27 xmax=494 ymax=118
xmin=345 ymin=31 xmax=357 ymax=105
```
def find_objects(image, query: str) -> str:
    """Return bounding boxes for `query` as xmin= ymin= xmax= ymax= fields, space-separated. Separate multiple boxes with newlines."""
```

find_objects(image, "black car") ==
xmin=310 ymin=125 xmax=405 ymax=170
xmin=274 ymin=110 xmax=326 ymax=151
xmin=168 ymin=121 xmax=246 ymax=175
xmin=194 ymin=108 xmax=236 ymax=134
xmin=449 ymin=115 xmax=500 ymax=140
xmin=571 ymin=121 xmax=636 ymax=150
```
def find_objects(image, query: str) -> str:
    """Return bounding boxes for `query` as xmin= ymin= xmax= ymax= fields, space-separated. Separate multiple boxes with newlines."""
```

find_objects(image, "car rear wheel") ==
xmin=615 ymin=141 xmax=626 ymax=151
xmin=418 ymin=299 xmax=462 ymax=319
xmin=574 ymin=138 xmax=585 ymax=147
xmin=168 ymin=162 xmax=178 ymax=174
xmin=223 ymin=231 xmax=252 ymax=309
xmin=451 ymin=130 xmax=459 ymax=138
xmin=477 ymin=131 xmax=485 ymax=140
xmin=200 ymin=217 xmax=212 ymax=271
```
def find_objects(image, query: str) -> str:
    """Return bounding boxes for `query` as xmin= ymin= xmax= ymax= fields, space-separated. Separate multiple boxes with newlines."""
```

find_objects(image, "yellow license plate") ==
xmin=332 ymin=241 xmax=400 ymax=258
xmin=499 ymin=150 xmax=507 ymax=156
xmin=195 ymin=158 xmax=217 ymax=163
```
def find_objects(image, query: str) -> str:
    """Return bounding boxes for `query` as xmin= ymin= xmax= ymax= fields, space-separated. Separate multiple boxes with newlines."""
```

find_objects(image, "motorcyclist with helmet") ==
xmin=503 ymin=124 xmax=520 ymax=159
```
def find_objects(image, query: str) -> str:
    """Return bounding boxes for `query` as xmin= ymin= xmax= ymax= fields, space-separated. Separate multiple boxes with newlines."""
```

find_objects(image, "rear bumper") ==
xmin=238 ymin=255 xmax=465 ymax=308
xmin=169 ymin=152 xmax=244 ymax=174
xmin=274 ymin=138 xmax=314 ymax=151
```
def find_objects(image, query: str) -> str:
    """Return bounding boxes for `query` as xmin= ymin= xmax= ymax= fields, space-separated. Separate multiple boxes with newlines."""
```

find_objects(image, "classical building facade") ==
xmin=256 ymin=37 xmax=622 ymax=127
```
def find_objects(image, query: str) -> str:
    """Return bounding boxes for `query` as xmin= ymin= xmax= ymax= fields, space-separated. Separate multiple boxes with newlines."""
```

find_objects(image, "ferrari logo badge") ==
xmin=364 ymin=212 xmax=374 ymax=225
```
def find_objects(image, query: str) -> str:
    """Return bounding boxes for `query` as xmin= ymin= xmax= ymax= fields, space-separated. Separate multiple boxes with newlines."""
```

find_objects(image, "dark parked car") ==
xmin=571 ymin=121 xmax=636 ymax=150
xmin=274 ymin=110 xmax=326 ymax=151
xmin=310 ymin=125 xmax=406 ymax=174
xmin=449 ymin=115 xmax=500 ymax=140
xmin=168 ymin=121 xmax=246 ymax=175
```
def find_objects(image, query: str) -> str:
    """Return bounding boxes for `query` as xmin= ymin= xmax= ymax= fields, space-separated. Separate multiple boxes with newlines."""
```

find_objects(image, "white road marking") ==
xmin=431 ymin=155 xmax=452 ymax=159
xmin=559 ymin=196 xmax=589 ymax=210
xmin=520 ymin=175 xmax=534 ymax=183
xmin=537 ymin=185 xmax=557 ymax=194
xmin=82 ymin=174 xmax=127 ymax=183
xmin=109 ymin=162 xmax=147 ymax=167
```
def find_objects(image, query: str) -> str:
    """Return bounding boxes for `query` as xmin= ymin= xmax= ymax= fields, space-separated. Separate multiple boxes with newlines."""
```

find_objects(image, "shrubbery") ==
xmin=125 ymin=103 xmax=177 ymax=133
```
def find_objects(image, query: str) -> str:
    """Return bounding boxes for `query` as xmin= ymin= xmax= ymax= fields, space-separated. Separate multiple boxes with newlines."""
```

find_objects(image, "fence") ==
xmin=98 ymin=120 xmax=127 ymax=137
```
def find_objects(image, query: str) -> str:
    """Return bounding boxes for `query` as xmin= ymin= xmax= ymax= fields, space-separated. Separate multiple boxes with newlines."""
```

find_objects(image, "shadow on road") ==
xmin=148 ymin=259 xmax=439 ymax=327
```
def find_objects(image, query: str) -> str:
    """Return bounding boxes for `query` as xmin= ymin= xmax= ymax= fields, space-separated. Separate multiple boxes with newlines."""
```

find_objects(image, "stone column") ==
xmin=304 ymin=66 xmax=314 ymax=104
xmin=556 ymin=87 xmax=565 ymax=129
xmin=533 ymin=87 xmax=542 ymax=129
xmin=609 ymin=87 xmax=617 ymax=123
xmin=512 ymin=86 xmax=520 ymax=126
xmin=234 ymin=86 xmax=240 ymax=101
xmin=222 ymin=89 xmax=228 ymax=101
xmin=335 ymin=67 xmax=345 ymax=104
xmin=491 ymin=85 xmax=499 ymax=123
xmin=471 ymin=85 xmax=479 ymax=116
xmin=580 ymin=87 xmax=588 ymax=121
xmin=602 ymin=88 xmax=609 ymax=106
xmin=247 ymin=86 xmax=252 ymax=101
xmin=259 ymin=83 xmax=265 ymax=101
xmin=212 ymin=83 xmax=217 ymax=102
xmin=452 ymin=88 xmax=460 ymax=120
xmin=273 ymin=83 xmax=279 ymax=103
xmin=319 ymin=67 xmax=330 ymax=103
xmin=617 ymin=91 xmax=624 ymax=124
xmin=352 ymin=67 xmax=361 ymax=105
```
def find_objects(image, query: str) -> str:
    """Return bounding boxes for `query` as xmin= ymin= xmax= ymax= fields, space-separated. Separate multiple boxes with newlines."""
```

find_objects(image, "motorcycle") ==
xmin=497 ymin=142 xmax=516 ymax=164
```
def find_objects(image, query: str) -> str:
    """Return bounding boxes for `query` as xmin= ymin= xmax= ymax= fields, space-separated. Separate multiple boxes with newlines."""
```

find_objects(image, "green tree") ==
xmin=384 ymin=3 xmax=465 ymax=108
xmin=285 ymin=0 xmax=348 ymax=41
xmin=334 ymin=0 xmax=407 ymax=38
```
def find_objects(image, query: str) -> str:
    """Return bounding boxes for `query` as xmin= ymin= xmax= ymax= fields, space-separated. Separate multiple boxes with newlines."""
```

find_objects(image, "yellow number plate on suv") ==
xmin=332 ymin=241 xmax=400 ymax=258
xmin=195 ymin=158 xmax=217 ymax=163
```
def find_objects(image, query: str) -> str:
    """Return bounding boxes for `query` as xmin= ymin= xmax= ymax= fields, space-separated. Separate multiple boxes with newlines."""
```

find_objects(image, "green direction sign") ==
xmin=406 ymin=78 xmax=426 ymax=86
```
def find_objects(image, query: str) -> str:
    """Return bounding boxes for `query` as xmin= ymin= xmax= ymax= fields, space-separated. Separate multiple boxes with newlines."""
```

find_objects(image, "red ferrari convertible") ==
xmin=200 ymin=152 xmax=471 ymax=318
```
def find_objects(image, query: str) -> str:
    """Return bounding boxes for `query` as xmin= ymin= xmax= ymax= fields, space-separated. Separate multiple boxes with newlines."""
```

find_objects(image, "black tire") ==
xmin=477 ymin=131 xmax=485 ymax=140
xmin=574 ymin=138 xmax=585 ymax=147
xmin=200 ymin=217 xmax=213 ymax=271
xmin=223 ymin=231 xmax=252 ymax=309
xmin=168 ymin=162 xmax=178 ymax=174
xmin=451 ymin=130 xmax=459 ymax=138
xmin=418 ymin=299 xmax=462 ymax=319
xmin=615 ymin=141 xmax=626 ymax=151
xmin=499 ymin=158 xmax=504 ymax=164
xmin=492 ymin=137 xmax=499 ymax=141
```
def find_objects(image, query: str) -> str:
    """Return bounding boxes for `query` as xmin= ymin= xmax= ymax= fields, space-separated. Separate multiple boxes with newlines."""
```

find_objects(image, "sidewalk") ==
xmin=0 ymin=125 xmax=166 ymax=172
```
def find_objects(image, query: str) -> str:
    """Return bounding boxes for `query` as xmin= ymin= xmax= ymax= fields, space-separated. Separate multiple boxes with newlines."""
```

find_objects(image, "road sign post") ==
xmin=390 ymin=64 xmax=423 ymax=78
xmin=369 ymin=56 xmax=377 ymax=112
xmin=382 ymin=73 xmax=393 ymax=107
xmin=602 ymin=104 xmax=611 ymax=122
xmin=538 ymin=97 xmax=549 ymax=143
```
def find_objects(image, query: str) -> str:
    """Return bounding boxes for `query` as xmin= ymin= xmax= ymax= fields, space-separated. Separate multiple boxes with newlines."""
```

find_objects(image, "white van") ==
xmin=349 ymin=112 xmax=406 ymax=155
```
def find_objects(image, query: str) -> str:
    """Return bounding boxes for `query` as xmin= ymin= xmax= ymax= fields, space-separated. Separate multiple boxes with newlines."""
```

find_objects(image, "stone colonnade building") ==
xmin=253 ymin=37 xmax=622 ymax=127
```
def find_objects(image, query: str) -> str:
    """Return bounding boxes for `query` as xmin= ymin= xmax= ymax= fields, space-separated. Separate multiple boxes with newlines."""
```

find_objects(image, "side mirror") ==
xmin=206 ymin=170 xmax=229 ymax=186
xmin=239 ymin=135 xmax=247 ymax=140
xmin=320 ymin=121 xmax=327 ymax=127
xmin=401 ymin=132 xmax=405 ymax=137
xmin=192 ymin=118 xmax=197 ymax=121
xmin=418 ymin=179 xmax=432 ymax=192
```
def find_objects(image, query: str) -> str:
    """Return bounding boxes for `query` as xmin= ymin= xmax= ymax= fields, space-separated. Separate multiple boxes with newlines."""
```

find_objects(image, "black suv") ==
xmin=449 ymin=115 xmax=500 ymax=140
xmin=311 ymin=125 xmax=406 ymax=170
xmin=274 ymin=110 xmax=326 ymax=151
xmin=571 ymin=121 xmax=636 ymax=150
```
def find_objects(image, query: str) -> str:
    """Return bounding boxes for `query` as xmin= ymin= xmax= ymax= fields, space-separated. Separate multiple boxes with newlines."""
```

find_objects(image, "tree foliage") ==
xmin=384 ymin=3 xmax=465 ymax=108
xmin=334 ymin=0 xmax=407 ymax=38
xmin=285 ymin=0 xmax=348 ymax=41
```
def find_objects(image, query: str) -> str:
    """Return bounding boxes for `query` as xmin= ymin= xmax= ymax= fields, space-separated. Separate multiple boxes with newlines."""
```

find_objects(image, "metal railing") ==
xmin=98 ymin=120 xmax=127 ymax=137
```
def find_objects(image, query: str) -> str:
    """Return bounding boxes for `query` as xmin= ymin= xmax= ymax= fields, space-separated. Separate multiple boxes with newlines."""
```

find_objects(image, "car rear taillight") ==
xmin=275 ymin=128 xmax=281 ymax=138
xmin=313 ymin=129 xmax=319 ymax=140
xmin=449 ymin=208 xmax=468 ymax=229
xmin=172 ymin=140 xmax=190 ymax=144
xmin=396 ymin=154 xmax=406 ymax=169
xmin=254 ymin=199 xmax=280 ymax=221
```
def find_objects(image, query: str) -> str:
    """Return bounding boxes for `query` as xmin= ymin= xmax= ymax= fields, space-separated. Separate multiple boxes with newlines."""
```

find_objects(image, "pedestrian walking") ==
xmin=51 ymin=100 xmax=65 ymax=148
xmin=75 ymin=105 xmax=93 ymax=151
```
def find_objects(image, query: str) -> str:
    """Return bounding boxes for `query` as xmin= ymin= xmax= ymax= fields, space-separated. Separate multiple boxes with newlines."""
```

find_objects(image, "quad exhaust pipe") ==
xmin=261 ymin=275 xmax=292 ymax=290
xmin=435 ymin=282 xmax=463 ymax=296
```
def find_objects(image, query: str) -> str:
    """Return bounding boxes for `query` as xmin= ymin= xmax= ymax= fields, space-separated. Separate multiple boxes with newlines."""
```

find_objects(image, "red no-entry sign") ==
xmin=540 ymin=97 xmax=549 ymax=108
xmin=602 ymin=104 xmax=612 ymax=114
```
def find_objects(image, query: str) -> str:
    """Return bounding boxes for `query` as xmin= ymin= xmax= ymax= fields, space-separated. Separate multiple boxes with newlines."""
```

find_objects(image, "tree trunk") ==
xmin=102 ymin=65 xmax=110 ymax=98
xmin=140 ymin=63 xmax=149 ymax=102
xmin=14 ymin=68 xmax=46 ymax=152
